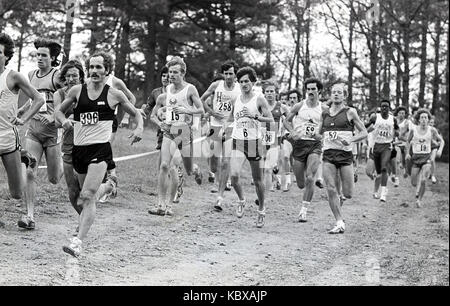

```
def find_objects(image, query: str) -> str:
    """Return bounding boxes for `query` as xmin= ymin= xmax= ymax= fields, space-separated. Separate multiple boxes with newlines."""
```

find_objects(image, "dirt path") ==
xmin=0 ymin=129 xmax=448 ymax=286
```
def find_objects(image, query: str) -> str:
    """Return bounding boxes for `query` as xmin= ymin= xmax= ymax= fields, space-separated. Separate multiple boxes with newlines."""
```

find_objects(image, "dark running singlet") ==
xmin=73 ymin=84 xmax=115 ymax=146
xmin=322 ymin=106 xmax=355 ymax=167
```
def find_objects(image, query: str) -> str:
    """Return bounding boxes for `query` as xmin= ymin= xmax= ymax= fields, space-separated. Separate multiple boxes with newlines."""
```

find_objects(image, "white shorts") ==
xmin=0 ymin=128 xmax=20 ymax=156
xmin=264 ymin=146 xmax=280 ymax=169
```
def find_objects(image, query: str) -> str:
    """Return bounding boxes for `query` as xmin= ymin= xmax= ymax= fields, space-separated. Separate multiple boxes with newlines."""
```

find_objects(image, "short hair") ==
xmin=262 ymin=80 xmax=279 ymax=93
xmin=380 ymin=99 xmax=390 ymax=106
xmin=160 ymin=66 xmax=168 ymax=77
xmin=58 ymin=59 xmax=85 ymax=85
xmin=304 ymin=77 xmax=323 ymax=92
xmin=34 ymin=38 xmax=62 ymax=67
xmin=415 ymin=108 xmax=432 ymax=122
xmin=279 ymin=91 xmax=288 ymax=98
xmin=394 ymin=106 xmax=408 ymax=116
xmin=331 ymin=83 xmax=348 ymax=97
xmin=411 ymin=106 xmax=419 ymax=114
xmin=0 ymin=33 xmax=14 ymax=66
xmin=221 ymin=60 xmax=239 ymax=74
xmin=88 ymin=52 xmax=115 ymax=75
xmin=166 ymin=56 xmax=186 ymax=74
xmin=236 ymin=66 xmax=257 ymax=82
xmin=288 ymin=89 xmax=302 ymax=100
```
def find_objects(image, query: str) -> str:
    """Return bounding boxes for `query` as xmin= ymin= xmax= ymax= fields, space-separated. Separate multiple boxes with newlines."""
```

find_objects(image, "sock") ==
xmin=286 ymin=174 xmax=291 ymax=184
xmin=381 ymin=186 xmax=387 ymax=195
xmin=302 ymin=201 xmax=310 ymax=209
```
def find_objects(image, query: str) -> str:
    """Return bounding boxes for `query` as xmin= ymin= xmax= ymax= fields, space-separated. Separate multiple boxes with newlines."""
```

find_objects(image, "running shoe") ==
xmin=225 ymin=180 xmax=232 ymax=191
xmin=431 ymin=176 xmax=437 ymax=184
xmin=416 ymin=200 xmax=422 ymax=208
xmin=214 ymin=197 xmax=223 ymax=212
xmin=63 ymin=237 xmax=82 ymax=258
xmin=373 ymin=193 xmax=380 ymax=199
xmin=236 ymin=199 xmax=246 ymax=218
xmin=20 ymin=149 xmax=37 ymax=169
xmin=380 ymin=189 xmax=387 ymax=202
xmin=18 ymin=215 xmax=35 ymax=230
xmin=328 ymin=221 xmax=345 ymax=234
xmin=315 ymin=179 xmax=324 ymax=189
xmin=340 ymin=195 xmax=346 ymax=207
xmin=208 ymin=172 xmax=215 ymax=183
xmin=193 ymin=166 xmax=202 ymax=185
xmin=256 ymin=209 xmax=266 ymax=228
xmin=298 ymin=206 xmax=308 ymax=223
xmin=393 ymin=176 xmax=399 ymax=187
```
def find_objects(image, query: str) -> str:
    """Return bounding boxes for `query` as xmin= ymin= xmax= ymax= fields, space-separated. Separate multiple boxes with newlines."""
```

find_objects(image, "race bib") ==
xmin=261 ymin=129 xmax=276 ymax=145
xmin=377 ymin=128 xmax=390 ymax=139
xmin=303 ymin=122 xmax=317 ymax=138
xmin=217 ymin=101 xmax=232 ymax=112
xmin=165 ymin=106 xmax=184 ymax=124
xmin=326 ymin=131 xmax=338 ymax=140
xmin=80 ymin=111 xmax=99 ymax=125
xmin=413 ymin=143 xmax=430 ymax=154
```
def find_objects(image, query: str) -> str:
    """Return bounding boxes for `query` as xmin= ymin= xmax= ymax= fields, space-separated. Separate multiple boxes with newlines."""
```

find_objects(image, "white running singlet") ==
xmin=292 ymin=100 xmax=322 ymax=141
xmin=211 ymin=80 xmax=240 ymax=127
xmin=231 ymin=94 xmax=260 ymax=141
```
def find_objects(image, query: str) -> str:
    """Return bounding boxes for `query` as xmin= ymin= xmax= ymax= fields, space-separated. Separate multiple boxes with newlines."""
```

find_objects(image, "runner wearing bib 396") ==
xmin=366 ymin=100 xmax=399 ymax=203
xmin=201 ymin=60 xmax=240 ymax=211
xmin=225 ymin=66 xmax=274 ymax=228
xmin=284 ymin=78 xmax=328 ymax=223
xmin=405 ymin=109 xmax=444 ymax=208
xmin=318 ymin=84 xmax=367 ymax=234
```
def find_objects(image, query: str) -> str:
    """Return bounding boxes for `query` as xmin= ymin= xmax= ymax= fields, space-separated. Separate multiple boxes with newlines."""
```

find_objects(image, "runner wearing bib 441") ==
xmin=366 ymin=99 xmax=399 ymax=203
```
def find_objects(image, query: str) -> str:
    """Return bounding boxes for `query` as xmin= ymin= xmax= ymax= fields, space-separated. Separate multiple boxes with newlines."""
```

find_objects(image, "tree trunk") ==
xmin=418 ymin=12 xmax=429 ymax=107
xmin=445 ymin=20 xmax=449 ymax=122
xmin=158 ymin=8 xmax=171 ymax=70
xmin=17 ymin=13 xmax=28 ymax=72
xmin=62 ymin=19 xmax=74 ymax=65
xmin=295 ymin=2 xmax=301 ymax=90
xmin=347 ymin=0 xmax=354 ymax=106
xmin=368 ymin=23 xmax=378 ymax=110
xmin=304 ymin=3 xmax=311 ymax=80
xmin=229 ymin=0 xmax=236 ymax=55
xmin=402 ymin=25 xmax=410 ymax=109
xmin=144 ymin=7 xmax=157 ymax=105
xmin=432 ymin=20 xmax=441 ymax=115
xmin=395 ymin=45 xmax=402 ymax=108
xmin=115 ymin=11 xmax=130 ymax=80
xmin=265 ymin=20 xmax=271 ymax=79
xmin=87 ymin=2 xmax=99 ymax=54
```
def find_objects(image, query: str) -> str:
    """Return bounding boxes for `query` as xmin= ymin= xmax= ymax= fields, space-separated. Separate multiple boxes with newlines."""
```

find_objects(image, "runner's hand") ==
xmin=437 ymin=149 xmax=443 ymax=159
xmin=160 ymin=122 xmax=170 ymax=133
xmin=129 ymin=128 xmax=143 ymax=145
xmin=212 ymin=112 xmax=225 ymax=120
xmin=40 ymin=114 xmax=54 ymax=125
xmin=173 ymin=106 xmax=191 ymax=115
xmin=62 ymin=119 xmax=75 ymax=131
xmin=10 ymin=116 xmax=25 ymax=126
xmin=241 ymin=108 xmax=254 ymax=119
xmin=337 ymin=136 xmax=350 ymax=146
xmin=138 ymin=108 xmax=147 ymax=120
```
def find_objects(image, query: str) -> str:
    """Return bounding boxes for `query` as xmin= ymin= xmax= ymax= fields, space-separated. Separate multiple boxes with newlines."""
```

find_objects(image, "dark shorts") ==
xmin=390 ymin=147 xmax=398 ymax=159
xmin=411 ymin=154 xmax=431 ymax=169
xmin=323 ymin=149 xmax=353 ymax=169
xmin=163 ymin=124 xmax=193 ymax=157
xmin=291 ymin=139 xmax=322 ymax=163
xmin=112 ymin=116 xmax=118 ymax=133
xmin=373 ymin=143 xmax=391 ymax=174
xmin=232 ymin=138 xmax=263 ymax=162
xmin=26 ymin=119 xmax=61 ymax=148
xmin=61 ymin=129 xmax=74 ymax=164
xmin=72 ymin=142 xmax=116 ymax=175
xmin=156 ymin=128 xmax=163 ymax=150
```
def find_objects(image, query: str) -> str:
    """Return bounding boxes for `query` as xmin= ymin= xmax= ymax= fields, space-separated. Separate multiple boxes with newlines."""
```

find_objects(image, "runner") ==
xmin=0 ymin=33 xmax=45 ymax=202
xmin=143 ymin=66 xmax=169 ymax=150
xmin=366 ymin=100 xmax=399 ymax=202
xmin=201 ymin=60 xmax=240 ymax=211
xmin=148 ymin=56 xmax=204 ymax=216
xmin=225 ymin=66 xmax=274 ymax=228
xmin=261 ymin=80 xmax=289 ymax=192
xmin=405 ymin=109 xmax=444 ymax=208
xmin=56 ymin=52 xmax=143 ymax=257
xmin=284 ymin=78 xmax=328 ymax=222
xmin=54 ymin=60 xmax=117 ymax=228
xmin=428 ymin=116 xmax=442 ymax=184
xmin=395 ymin=106 xmax=411 ymax=177
xmin=17 ymin=38 xmax=64 ymax=230
xmin=318 ymin=83 xmax=367 ymax=234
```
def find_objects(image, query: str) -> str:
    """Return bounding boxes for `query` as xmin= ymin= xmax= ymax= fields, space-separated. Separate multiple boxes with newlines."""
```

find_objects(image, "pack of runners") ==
xmin=0 ymin=33 xmax=446 ymax=258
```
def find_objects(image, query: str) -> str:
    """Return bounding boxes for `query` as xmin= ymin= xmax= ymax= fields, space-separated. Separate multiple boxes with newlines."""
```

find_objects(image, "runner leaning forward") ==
xmin=56 ymin=53 xmax=143 ymax=258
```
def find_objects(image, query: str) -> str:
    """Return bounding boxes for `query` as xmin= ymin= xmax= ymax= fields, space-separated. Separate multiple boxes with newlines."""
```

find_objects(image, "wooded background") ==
xmin=1 ymin=0 xmax=449 ymax=159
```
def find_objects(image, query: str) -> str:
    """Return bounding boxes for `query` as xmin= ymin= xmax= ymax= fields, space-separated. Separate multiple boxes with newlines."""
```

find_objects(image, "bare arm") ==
xmin=256 ymin=95 xmax=274 ymax=123
xmin=283 ymin=102 xmax=303 ymax=133
xmin=349 ymin=108 xmax=368 ymax=143
xmin=200 ymin=81 xmax=221 ymax=118
xmin=432 ymin=128 xmax=445 ymax=157
xmin=111 ymin=89 xmax=143 ymax=144
xmin=54 ymin=85 xmax=81 ymax=131
xmin=150 ymin=93 xmax=166 ymax=128
xmin=405 ymin=129 xmax=415 ymax=159
xmin=12 ymin=72 xmax=45 ymax=124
